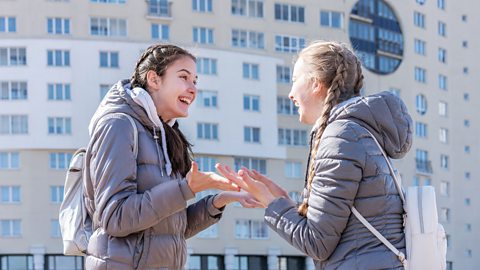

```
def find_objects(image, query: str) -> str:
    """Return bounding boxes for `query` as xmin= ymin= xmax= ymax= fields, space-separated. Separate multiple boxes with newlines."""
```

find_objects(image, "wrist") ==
xmin=213 ymin=192 xmax=227 ymax=209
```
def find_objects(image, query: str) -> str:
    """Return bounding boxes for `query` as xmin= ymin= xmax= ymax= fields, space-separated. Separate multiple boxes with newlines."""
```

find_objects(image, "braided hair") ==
xmin=297 ymin=41 xmax=364 ymax=216
xmin=131 ymin=44 xmax=196 ymax=177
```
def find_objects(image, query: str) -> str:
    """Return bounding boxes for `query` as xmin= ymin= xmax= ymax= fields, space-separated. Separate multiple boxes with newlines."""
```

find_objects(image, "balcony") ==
xmin=416 ymin=159 xmax=433 ymax=174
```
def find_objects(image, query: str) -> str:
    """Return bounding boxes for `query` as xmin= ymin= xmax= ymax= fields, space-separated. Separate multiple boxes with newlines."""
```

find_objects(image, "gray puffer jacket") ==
xmin=265 ymin=91 xmax=413 ymax=269
xmin=83 ymin=80 xmax=223 ymax=270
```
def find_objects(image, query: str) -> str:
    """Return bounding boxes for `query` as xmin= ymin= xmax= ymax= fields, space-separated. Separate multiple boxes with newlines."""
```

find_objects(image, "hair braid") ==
xmin=298 ymin=50 xmax=347 ymax=216
xmin=353 ymin=58 xmax=364 ymax=95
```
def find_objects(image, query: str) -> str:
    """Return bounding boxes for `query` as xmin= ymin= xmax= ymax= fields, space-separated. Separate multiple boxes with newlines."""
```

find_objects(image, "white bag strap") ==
xmin=351 ymin=207 xmax=407 ymax=266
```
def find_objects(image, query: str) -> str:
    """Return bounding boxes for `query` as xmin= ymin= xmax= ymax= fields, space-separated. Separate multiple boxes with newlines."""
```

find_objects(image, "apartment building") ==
xmin=0 ymin=0 xmax=478 ymax=269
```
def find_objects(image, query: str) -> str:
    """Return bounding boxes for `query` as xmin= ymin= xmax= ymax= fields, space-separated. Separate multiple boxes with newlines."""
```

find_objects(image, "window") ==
xmin=464 ymin=145 xmax=470 ymax=153
xmin=440 ymin=154 xmax=449 ymax=169
xmin=285 ymin=161 xmax=301 ymax=178
xmin=50 ymin=219 xmax=61 ymax=237
xmin=462 ymin=14 xmax=467 ymax=22
xmin=0 ymin=115 xmax=28 ymax=134
xmin=45 ymin=255 xmax=83 ymax=270
xmin=1 ymin=219 xmax=21 ymax=237
xmin=231 ymin=29 xmax=265 ymax=49
xmin=414 ymin=67 xmax=426 ymax=83
xmin=439 ymin=128 xmax=448 ymax=143
xmin=278 ymin=256 xmax=306 ymax=270
xmin=196 ymin=224 xmax=218 ymax=238
xmin=446 ymin=235 xmax=451 ymax=248
xmin=233 ymin=255 xmax=267 ymax=270
xmin=47 ymin=49 xmax=70 ymax=67
xmin=192 ymin=0 xmax=212 ymax=12
xmin=99 ymin=51 xmax=119 ymax=68
xmin=464 ymin=119 xmax=470 ymax=127
xmin=438 ymin=74 xmax=447 ymax=90
xmin=47 ymin=17 xmax=70 ymax=35
xmin=274 ymin=3 xmax=305 ymax=23
xmin=438 ymin=101 xmax=447 ymax=117
xmin=464 ymin=93 xmax=470 ymax=101
xmin=465 ymin=223 xmax=472 ymax=232
xmin=188 ymin=255 xmax=224 ymax=270
xmin=90 ymin=17 xmax=127 ymax=37
xmin=100 ymin=84 xmax=110 ymax=100
xmin=147 ymin=0 xmax=171 ymax=17
xmin=196 ymin=57 xmax=217 ymax=75
xmin=234 ymin=157 xmax=266 ymax=174
xmin=416 ymin=149 xmax=431 ymax=173
xmin=243 ymin=95 xmax=260 ymax=112
xmin=91 ymin=0 xmax=126 ymax=3
xmin=465 ymin=171 xmax=471 ymax=180
xmin=414 ymin=12 xmax=425 ymax=28
xmin=0 ymin=152 xmax=20 ymax=169
xmin=244 ymin=126 xmax=260 ymax=143
xmin=438 ymin=48 xmax=446 ymax=63
xmin=465 ymin=198 xmax=471 ymax=206
xmin=0 ymin=47 xmax=27 ymax=66
xmin=275 ymin=35 xmax=305 ymax=53
xmin=47 ymin=117 xmax=72 ymax=135
xmin=440 ymin=181 xmax=449 ymax=196
xmin=235 ymin=219 xmax=268 ymax=239
xmin=242 ymin=63 xmax=259 ymax=80
xmin=320 ymin=10 xmax=343 ymax=28
xmin=414 ymin=39 xmax=426 ymax=55
xmin=415 ymin=94 xmax=427 ymax=115
xmin=278 ymin=128 xmax=307 ymax=146
xmin=0 ymin=186 xmax=20 ymax=203
xmin=437 ymin=0 xmax=445 ymax=9
xmin=463 ymin=67 xmax=469 ymax=74
xmin=416 ymin=0 xmax=425 ymax=5
xmin=197 ymin=90 xmax=218 ymax=108
xmin=50 ymin=186 xmax=64 ymax=203
xmin=440 ymin=208 xmax=450 ymax=222
xmin=151 ymin=24 xmax=169 ymax=40
xmin=195 ymin=156 xmax=217 ymax=172
xmin=415 ymin=122 xmax=427 ymax=138
xmin=49 ymin=152 xmax=72 ymax=169
xmin=277 ymin=97 xmax=298 ymax=115
xmin=48 ymin=83 xmax=71 ymax=100
xmin=197 ymin=122 xmax=218 ymax=140
xmin=231 ymin=0 xmax=264 ymax=18
xmin=193 ymin=27 xmax=214 ymax=44
xmin=462 ymin=40 xmax=468 ymax=48
xmin=438 ymin=21 xmax=446 ymax=36
xmin=0 ymin=16 xmax=16 ymax=33
xmin=276 ymin=65 xmax=291 ymax=83
xmin=1 ymin=81 xmax=27 ymax=100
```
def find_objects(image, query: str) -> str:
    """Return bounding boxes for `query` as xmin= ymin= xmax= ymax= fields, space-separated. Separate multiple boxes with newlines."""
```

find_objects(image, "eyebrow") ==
xmin=177 ymin=69 xmax=198 ymax=79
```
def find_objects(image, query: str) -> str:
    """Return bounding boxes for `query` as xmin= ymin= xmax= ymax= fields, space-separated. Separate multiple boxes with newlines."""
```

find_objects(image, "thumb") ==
xmin=191 ymin=161 xmax=199 ymax=173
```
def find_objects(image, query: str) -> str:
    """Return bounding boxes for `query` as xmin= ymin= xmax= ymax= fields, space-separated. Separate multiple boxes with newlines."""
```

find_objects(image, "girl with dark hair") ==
xmin=218 ymin=40 xmax=413 ymax=269
xmin=84 ymin=44 xmax=258 ymax=269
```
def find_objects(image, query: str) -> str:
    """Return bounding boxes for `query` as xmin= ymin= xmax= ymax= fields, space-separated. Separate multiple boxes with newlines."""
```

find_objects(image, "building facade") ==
xmin=0 ymin=0 xmax=478 ymax=269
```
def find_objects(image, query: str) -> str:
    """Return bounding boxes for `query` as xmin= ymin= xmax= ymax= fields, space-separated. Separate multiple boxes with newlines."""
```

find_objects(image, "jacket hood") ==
xmin=328 ymin=91 xmax=413 ymax=159
xmin=89 ymin=79 xmax=174 ymax=176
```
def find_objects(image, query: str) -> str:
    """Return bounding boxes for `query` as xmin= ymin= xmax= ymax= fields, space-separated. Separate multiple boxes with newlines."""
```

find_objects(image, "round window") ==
xmin=348 ymin=0 xmax=404 ymax=75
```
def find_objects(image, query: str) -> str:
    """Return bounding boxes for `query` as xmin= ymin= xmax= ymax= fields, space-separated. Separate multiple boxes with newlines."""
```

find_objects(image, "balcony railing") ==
xmin=416 ymin=159 xmax=433 ymax=174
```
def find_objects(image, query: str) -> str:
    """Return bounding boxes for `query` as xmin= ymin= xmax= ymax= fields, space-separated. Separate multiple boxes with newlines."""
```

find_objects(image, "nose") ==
xmin=188 ymin=82 xmax=197 ymax=97
xmin=288 ymin=89 xmax=294 ymax=100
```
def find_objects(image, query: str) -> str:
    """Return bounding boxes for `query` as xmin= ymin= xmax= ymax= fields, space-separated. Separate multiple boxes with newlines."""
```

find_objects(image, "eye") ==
xmin=180 ymin=75 xmax=188 ymax=80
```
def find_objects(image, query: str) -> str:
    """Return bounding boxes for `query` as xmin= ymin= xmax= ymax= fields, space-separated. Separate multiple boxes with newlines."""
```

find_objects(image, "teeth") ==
xmin=179 ymin=97 xmax=191 ymax=105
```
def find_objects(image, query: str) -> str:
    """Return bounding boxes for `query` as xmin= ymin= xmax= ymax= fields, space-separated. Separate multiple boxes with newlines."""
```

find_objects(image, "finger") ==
xmin=191 ymin=161 xmax=199 ymax=173
xmin=241 ymin=167 xmax=256 ymax=179
xmin=216 ymin=164 xmax=240 ymax=182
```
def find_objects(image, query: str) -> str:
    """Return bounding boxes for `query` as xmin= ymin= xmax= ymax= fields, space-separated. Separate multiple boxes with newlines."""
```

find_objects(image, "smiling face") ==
xmin=147 ymin=56 xmax=198 ymax=122
xmin=288 ymin=58 xmax=326 ymax=125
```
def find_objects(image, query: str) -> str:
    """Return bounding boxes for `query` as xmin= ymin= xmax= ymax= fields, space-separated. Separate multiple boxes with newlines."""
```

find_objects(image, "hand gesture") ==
xmin=212 ymin=191 xmax=263 ymax=209
xmin=242 ymin=167 xmax=289 ymax=199
xmin=186 ymin=162 xmax=240 ymax=194
xmin=215 ymin=164 xmax=276 ymax=207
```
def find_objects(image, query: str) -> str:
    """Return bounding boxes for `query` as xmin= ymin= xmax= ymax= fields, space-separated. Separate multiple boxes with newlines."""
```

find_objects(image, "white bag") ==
xmin=351 ymin=128 xmax=447 ymax=270
xmin=59 ymin=113 xmax=138 ymax=256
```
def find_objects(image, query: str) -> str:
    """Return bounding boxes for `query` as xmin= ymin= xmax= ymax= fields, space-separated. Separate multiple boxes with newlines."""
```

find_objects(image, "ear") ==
xmin=146 ymin=70 xmax=160 ymax=91
xmin=311 ymin=79 xmax=326 ymax=95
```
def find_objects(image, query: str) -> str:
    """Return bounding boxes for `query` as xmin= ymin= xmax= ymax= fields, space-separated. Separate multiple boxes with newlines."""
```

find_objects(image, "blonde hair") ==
xmin=297 ymin=41 xmax=364 ymax=216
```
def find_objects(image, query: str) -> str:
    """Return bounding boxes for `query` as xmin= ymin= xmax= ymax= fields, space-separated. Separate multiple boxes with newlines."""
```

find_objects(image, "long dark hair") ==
xmin=131 ymin=44 xmax=195 ymax=177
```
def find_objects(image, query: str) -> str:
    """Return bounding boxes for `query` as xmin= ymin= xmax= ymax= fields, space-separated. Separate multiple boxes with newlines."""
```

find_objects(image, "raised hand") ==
xmin=186 ymin=162 xmax=240 ymax=194
xmin=242 ymin=167 xmax=289 ymax=199
xmin=212 ymin=190 xmax=263 ymax=209
xmin=215 ymin=164 xmax=276 ymax=207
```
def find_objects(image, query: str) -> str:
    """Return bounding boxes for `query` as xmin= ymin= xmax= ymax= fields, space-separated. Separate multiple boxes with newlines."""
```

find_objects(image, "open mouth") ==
xmin=179 ymin=96 xmax=192 ymax=105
